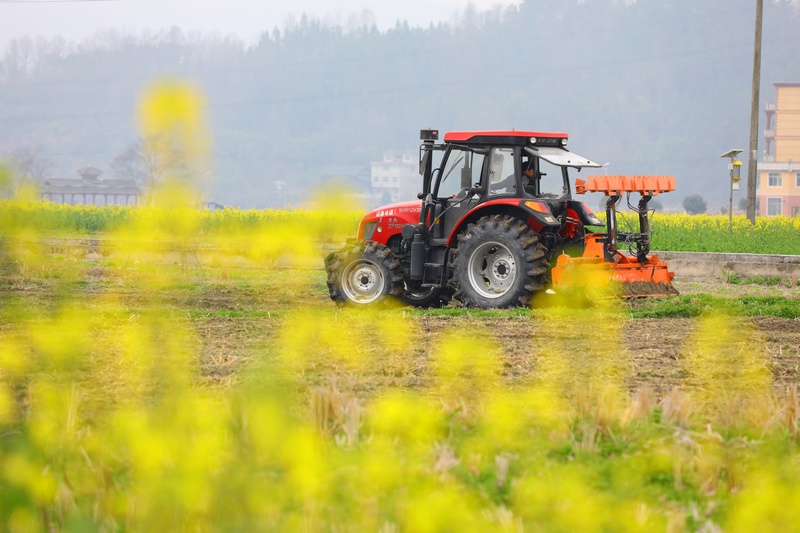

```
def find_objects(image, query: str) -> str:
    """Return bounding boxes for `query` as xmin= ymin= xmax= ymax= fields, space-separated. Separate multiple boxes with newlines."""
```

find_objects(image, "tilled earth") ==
xmin=192 ymin=311 xmax=800 ymax=396
xmin=186 ymin=274 xmax=800 ymax=397
xmin=2 ymin=267 xmax=798 ymax=398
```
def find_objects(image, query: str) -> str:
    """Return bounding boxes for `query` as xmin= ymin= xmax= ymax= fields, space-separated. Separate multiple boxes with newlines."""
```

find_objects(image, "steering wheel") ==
xmin=453 ymin=184 xmax=483 ymax=199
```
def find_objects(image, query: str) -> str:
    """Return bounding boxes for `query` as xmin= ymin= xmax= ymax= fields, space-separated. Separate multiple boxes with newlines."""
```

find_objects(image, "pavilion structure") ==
xmin=40 ymin=166 xmax=140 ymax=206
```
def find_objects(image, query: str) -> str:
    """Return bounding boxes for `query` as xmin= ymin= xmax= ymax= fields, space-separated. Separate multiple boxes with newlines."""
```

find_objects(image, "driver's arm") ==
xmin=492 ymin=173 xmax=515 ymax=193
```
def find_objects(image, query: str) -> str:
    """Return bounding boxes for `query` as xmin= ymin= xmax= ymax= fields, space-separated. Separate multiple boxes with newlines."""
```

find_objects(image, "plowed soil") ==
xmin=2 ymin=267 xmax=798 ymax=397
xmin=188 ymin=274 xmax=800 ymax=396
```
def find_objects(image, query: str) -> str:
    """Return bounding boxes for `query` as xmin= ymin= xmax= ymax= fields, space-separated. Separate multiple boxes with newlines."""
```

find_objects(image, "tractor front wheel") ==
xmin=325 ymin=241 xmax=404 ymax=306
xmin=450 ymin=215 xmax=548 ymax=308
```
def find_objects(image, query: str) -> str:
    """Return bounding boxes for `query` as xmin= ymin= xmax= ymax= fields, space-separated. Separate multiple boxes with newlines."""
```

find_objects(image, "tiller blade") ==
xmin=551 ymin=251 xmax=679 ymax=298
xmin=555 ymin=175 xmax=679 ymax=299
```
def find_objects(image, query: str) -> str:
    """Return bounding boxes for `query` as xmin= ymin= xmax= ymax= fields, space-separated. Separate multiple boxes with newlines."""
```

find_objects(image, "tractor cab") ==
xmin=423 ymin=130 xmax=604 ymax=248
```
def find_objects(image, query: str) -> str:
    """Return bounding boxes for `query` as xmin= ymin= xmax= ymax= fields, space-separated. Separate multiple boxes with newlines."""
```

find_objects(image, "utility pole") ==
xmin=746 ymin=0 xmax=764 ymax=224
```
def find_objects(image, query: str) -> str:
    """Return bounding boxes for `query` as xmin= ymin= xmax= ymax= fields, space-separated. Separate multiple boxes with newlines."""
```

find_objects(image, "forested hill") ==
xmin=1 ymin=0 xmax=799 ymax=209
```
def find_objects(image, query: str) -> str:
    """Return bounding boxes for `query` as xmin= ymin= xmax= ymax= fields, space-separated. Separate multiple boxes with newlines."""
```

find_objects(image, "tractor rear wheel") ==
xmin=450 ymin=215 xmax=548 ymax=308
xmin=325 ymin=241 xmax=404 ymax=306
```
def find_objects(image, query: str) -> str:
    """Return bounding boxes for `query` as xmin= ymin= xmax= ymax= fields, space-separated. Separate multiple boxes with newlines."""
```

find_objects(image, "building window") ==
xmin=793 ymin=206 xmax=800 ymax=217
xmin=767 ymin=197 xmax=782 ymax=216
xmin=768 ymin=172 xmax=782 ymax=187
xmin=796 ymin=172 xmax=800 ymax=188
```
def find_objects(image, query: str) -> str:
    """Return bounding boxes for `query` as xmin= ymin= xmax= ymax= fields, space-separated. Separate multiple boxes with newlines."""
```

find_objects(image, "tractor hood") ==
xmin=526 ymin=146 xmax=601 ymax=169
xmin=358 ymin=200 xmax=422 ymax=243
xmin=366 ymin=200 xmax=422 ymax=220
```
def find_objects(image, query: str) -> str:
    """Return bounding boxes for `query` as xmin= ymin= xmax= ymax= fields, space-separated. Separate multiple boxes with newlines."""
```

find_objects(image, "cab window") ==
xmin=488 ymin=147 xmax=516 ymax=196
xmin=435 ymin=148 xmax=485 ymax=199
xmin=537 ymin=157 xmax=569 ymax=198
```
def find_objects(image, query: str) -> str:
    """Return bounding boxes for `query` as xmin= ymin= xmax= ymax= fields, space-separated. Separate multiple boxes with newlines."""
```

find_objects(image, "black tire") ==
xmin=400 ymin=284 xmax=452 ymax=308
xmin=325 ymin=241 xmax=404 ymax=306
xmin=450 ymin=215 xmax=548 ymax=308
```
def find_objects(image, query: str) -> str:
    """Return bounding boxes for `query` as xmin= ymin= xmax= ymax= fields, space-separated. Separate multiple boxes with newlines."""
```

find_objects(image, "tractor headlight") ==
xmin=529 ymin=137 xmax=537 ymax=144
xmin=360 ymin=222 xmax=377 ymax=240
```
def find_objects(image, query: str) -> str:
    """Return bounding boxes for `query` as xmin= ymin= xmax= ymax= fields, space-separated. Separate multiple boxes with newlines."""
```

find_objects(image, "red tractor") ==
xmin=325 ymin=129 xmax=677 ymax=308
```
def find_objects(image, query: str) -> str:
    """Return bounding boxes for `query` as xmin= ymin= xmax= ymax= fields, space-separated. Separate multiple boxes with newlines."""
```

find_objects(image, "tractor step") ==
xmin=420 ymin=263 xmax=445 ymax=290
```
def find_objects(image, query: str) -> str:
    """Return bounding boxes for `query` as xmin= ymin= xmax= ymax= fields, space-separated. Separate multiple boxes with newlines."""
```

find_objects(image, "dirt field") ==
xmin=184 ymin=272 xmax=800 ymax=397
xmin=2 ymin=265 xmax=798 ymax=398
xmin=193 ymin=312 xmax=800 ymax=395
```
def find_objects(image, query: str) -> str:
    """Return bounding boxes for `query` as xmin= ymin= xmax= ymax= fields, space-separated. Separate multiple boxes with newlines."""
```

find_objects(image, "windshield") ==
xmin=537 ymin=157 xmax=569 ymax=198
xmin=435 ymin=148 xmax=485 ymax=199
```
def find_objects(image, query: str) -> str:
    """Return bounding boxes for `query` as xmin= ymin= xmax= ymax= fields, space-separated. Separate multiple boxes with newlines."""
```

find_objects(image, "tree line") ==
xmin=1 ymin=0 xmax=799 ymax=209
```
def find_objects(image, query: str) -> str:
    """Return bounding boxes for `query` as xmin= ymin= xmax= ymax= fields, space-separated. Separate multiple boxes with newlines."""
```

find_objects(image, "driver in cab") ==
xmin=491 ymin=157 xmax=537 ymax=195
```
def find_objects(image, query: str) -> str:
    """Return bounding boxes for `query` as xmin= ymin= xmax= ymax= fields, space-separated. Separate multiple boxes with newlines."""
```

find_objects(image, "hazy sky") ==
xmin=0 ymin=0 xmax=519 ymax=50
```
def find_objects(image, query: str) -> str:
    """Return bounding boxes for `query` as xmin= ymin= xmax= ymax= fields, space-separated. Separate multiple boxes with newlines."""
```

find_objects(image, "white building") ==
xmin=370 ymin=152 xmax=419 ymax=204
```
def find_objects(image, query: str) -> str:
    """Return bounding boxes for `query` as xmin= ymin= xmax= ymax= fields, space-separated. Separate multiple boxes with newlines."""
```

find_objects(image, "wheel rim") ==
xmin=466 ymin=240 xmax=517 ymax=299
xmin=341 ymin=259 xmax=385 ymax=303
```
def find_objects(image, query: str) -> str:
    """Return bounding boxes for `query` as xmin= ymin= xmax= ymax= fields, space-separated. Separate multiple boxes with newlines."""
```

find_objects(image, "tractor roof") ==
xmin=443 ymin=130 xmax=568 ymax=146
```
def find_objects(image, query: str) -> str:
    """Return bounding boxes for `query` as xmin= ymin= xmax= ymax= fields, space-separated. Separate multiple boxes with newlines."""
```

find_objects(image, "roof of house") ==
xmin=76 ymin=166 xmax=103 ymax=179
xmin=42 ymin=176 xmax=140 ymax=195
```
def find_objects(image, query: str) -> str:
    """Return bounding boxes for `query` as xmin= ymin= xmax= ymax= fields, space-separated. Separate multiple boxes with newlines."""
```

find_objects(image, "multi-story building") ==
xmin=758 ymin=82 xmax=800 ymax=217
xmin=370 ymin=152 xmax=419 ymax=204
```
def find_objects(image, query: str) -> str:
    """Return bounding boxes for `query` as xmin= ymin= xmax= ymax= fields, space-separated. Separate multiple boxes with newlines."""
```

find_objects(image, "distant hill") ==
xmin=1 ymin=0 xmax=798 ymax=209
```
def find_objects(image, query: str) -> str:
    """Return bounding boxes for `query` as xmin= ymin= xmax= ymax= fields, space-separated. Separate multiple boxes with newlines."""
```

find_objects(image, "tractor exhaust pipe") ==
xmin=419 ymin=129 xmax=438 ymax=195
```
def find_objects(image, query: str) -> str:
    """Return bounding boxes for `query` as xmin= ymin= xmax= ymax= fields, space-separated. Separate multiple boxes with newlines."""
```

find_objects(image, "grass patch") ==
xmin=629 ymin=294 xmax=800 ymax=319
xmin=721 ymin=270 xmax=791 ymax=287
xmin=405 ymin=306 xmax=535 ymax=318
xmin=186 ymin=309 xmax=284 ymax=319
xmin=403 ymin=294 xmax=800 ymax=320
xmin=739 ymin=275 xmax=785 ymax=286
